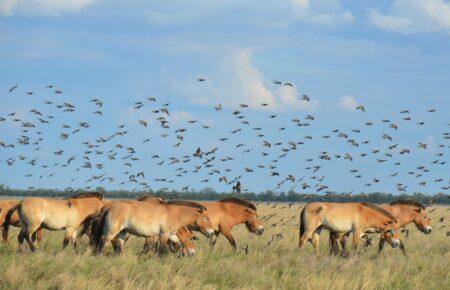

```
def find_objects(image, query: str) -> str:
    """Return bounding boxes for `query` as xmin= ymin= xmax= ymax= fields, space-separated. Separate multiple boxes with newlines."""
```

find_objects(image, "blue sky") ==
xmin=0 ymin=0 xmax=449 ymax=195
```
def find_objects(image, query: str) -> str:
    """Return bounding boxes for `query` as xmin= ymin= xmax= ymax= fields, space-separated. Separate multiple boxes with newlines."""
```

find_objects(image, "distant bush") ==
xmin=0 ymin=187 xmax=448 ymax=204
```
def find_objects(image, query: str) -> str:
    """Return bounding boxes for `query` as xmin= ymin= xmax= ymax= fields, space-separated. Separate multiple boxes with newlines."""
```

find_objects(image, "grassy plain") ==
xmin=0 ymin=203 xmax=449 ymax=290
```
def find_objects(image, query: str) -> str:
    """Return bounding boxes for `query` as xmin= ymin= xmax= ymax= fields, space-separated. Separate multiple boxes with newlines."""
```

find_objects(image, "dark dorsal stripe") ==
xmin=137 ymin=195 xmax=166 ymax=202
xmin=220 ymin=197 xmax=257 ymax=211
xmin=69 ymin=192 xmax=103 ymax=200
xmin=361 ymin=202 xmax=395 ymax=220
xmin=390 ymin=199 xmax=425 ymax=209
xmin=165 ymin=200 xmax=206 ymax=212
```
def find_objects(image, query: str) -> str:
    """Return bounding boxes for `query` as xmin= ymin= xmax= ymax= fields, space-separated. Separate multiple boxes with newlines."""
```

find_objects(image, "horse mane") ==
xmin=165 ymin=200 xmax=206 ymax=212
xmin=69 ymin=192 xmax=104 ymax=200
xmin=220 ymin=197 xmax=257 ymax=211
xmin=137 ymin=195 xmax=166 ymax=202
xmin=390 ymin=199 xmax=425 ymax=209
xmin=361 ymin=202 xmax=395 ymax=220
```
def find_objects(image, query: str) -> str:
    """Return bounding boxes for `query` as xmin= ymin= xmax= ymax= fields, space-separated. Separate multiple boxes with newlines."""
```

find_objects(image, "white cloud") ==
xmin=290 ymin=0 xmax=354 ymax=26
xmin=278 ymin=85 xmax=320 ymax=111
xmin=368 ymin=0 xmax=450 ymax=34
xmin=0 ymin=0 xmax=18 ymax=16
xmin=142 ymin=0 xmax=352 ymax=29
xmin=227 ymin=50 xmax=278 ymax=109
xmin=172 ymin=49 xmax=320 ymax=112
xmin=0 ymin=0 xmax=96 ymax=16
xmin=291 ymin=0 xmax=310 ymax=10
xmin=338 ymin=96 xmax=357 ymax=111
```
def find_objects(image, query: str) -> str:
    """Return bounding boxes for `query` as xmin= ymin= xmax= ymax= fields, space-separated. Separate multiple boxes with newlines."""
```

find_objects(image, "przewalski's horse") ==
xmin=200 ymin=198 xmax=264 ymax=251
xmin=84 ymin=196 xmax=194 ymax=254
xmin=93 ymin=200 xmax=214 ymax=255
xmin=16 ymin=192 xmax=105 ymax=252
xmin=1 ymin=200 xmax=43 ymax=243
xmin=299 ymin=202 xmax=400 ymax=256
xmin=330 ymin=200 xmax=432 ymax=255
xmin=141 ymin=226 xmax=197 ymax=256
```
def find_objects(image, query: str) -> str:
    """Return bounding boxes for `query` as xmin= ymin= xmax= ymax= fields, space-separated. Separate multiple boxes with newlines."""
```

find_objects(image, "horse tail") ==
xmin=2 ymin=204 xmax=20 ymax=242
xmin=299 ymin=206 xmax=306 ymax=239
xmin=92 ymin=210 xmax=107 ymax=254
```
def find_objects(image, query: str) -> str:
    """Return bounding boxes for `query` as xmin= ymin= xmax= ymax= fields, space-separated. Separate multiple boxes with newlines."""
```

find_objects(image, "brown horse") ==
xmin=0 ymin=200 xmax=19 ymax=227
xmin=141 ymin=226 xmax=197 ymax=256
xmin=299 ymin=202 xmax=400 ymax=256
xmin=83 ymin=196 xmax=192 ymax=254
xmin=200 ymin=198 xmax=264 ymax=251
xmin=330 ymin=200 xmax=432 ymax=255
xmin=1 ymin=200 xmax=43 ymax=243
xmin=85 ymin=213 xmax=197 ymax=256
xmin=15 ymin=192 xmax=105 ymax=252
xmin=93 ymin=200 xmax=214 ymax=255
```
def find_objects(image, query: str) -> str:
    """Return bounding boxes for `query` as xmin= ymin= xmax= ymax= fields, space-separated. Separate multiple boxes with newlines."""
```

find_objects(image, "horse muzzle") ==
xmin=422 ymin=226 xmax=432 ymax=234
xmin=390 ymin=239 xmax=400 ymax=248
xmin=187 ymin=248 xmax=196 ymax=256
xmin=205 ymin=229 xmax=214 ymax=238
xmin=255 ymin=226 xmax=264 ymax=235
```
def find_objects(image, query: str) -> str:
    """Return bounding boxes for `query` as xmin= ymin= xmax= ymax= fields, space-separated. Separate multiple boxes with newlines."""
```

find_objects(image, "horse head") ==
xmin=413 ymin=206 xmax=432 ymax=234
xmin=244 ymin=208 xmax=264 ymax=235
xmin=190 ymin=204 xmax=214 ymax=238
xmin=381 ymin=217 xmax=400 ymax=248
xmin=382 ymin=228 xmax=400 ymax=248
xmin=177 ymin=227 xmax=196 ymax=256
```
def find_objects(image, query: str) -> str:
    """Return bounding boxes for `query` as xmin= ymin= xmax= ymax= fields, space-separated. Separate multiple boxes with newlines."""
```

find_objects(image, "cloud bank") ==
xmin=368 ymin=0 xmax=450 ymax=34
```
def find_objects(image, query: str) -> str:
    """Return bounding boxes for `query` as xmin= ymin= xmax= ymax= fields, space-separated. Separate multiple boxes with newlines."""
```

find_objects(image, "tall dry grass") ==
xmin=0 ymin=204 xmax=449 ymax=290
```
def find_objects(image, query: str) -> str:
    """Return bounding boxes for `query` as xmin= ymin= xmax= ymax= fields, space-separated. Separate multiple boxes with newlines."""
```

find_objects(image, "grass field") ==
xmin=0 ymin=203 xmax=449 ymax=290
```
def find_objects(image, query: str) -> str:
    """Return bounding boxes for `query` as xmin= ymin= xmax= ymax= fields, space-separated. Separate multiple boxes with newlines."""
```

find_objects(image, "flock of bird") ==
xmin=0 ymin=79 xmax=449 ymax=196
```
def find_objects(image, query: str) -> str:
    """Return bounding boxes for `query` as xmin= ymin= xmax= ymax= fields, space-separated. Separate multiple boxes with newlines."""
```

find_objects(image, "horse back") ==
xmin=106 ymin=201 xmax=167 ymax=236
xmin=200 ymin=202 xmax=227 ymax=231
xmin=303 ymin=202 xmax=363 ymax=232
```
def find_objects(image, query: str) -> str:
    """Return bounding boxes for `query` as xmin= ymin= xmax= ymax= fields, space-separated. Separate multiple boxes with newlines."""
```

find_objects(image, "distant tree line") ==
xmin=1 ymin=187 xmax=448 ymax=204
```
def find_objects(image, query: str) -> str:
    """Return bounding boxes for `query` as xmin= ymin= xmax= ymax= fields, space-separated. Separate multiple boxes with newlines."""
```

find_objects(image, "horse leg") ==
xmin=210 ymin=231 xmax=220 ymax=249
xmin=111 ymin=237 xmax=119 ymax=254
xmin=311 ymin=227 xmax=322 ymax=256
xmin=63 ymin=228 xmax=73 ymax=249
xmin=140 ymin=236 xmax=156 ymax=255
xmin=159 ymin=233 xmax=169 ymax=255
xmin=95 ymin=218 xmax=123 ymax=255
xmin=341 ymin=233 xmax=350 ymax=257
xmin=113 ymin=231 xmax=127 ymax=255
xmin=17 ymin=230 xmax=25 ymax=253
xmin=221 ymin=228 xmax=237 ymax=251
xmin=329 ymin=232 xmax=341 ymax=255
xmin=71 ymin=228 xmax=81 ymax=252
xmin=20 ymin=223 xmax=39 ymax=252
xmin=352 ymin=230 xmax=362 ymax=254
xmin=35 ymin=228 xmax=43 ymax=244
xmin=97 ymin=233 xmax=116 ymax=255
xmin=328 ymin=232 xmax=335 ymax=255
xmin=378 ymin=235 xmax=386 ymax=253
xmin=24 ymin=231 xmax=36 ymax=252
xmin=399 ymin=240 xmax=407 ymax=256
xmin=299 ymin=227 xmax=316 ymax=252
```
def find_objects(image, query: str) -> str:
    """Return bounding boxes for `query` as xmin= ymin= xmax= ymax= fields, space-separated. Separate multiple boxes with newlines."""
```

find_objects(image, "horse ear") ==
xmin=244 ymin=208 xmax=255 ymax=213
